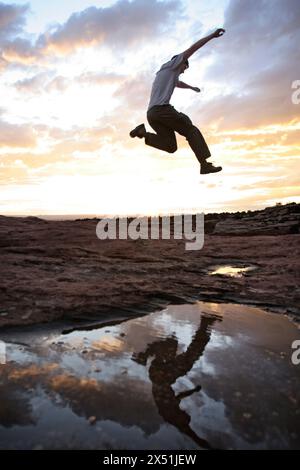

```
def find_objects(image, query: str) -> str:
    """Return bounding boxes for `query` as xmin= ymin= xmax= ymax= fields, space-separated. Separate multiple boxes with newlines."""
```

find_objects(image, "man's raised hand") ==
xmin=213 ymin=28 xmax=225 ymax=38
xmin=183 ymin=29 xmax=226 ymax=60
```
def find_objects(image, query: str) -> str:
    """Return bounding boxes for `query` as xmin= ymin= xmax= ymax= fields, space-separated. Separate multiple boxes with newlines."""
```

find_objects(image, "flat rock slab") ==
xmin=0 ymin=213 xmax=299 ymax=328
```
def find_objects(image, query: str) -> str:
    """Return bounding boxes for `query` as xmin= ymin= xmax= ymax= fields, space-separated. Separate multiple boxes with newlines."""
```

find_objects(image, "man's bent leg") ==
xmin=145 ymin=108 xmax=177 ymax=154
xmin=145 ymin=130 xmax=177 ymax=154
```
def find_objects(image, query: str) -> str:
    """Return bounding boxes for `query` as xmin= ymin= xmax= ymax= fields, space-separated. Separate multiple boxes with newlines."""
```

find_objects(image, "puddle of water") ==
xmin=209 ymin=265 xmax=256 ymax=278
xmin=0 ymin=302 xmax=299 ymax=450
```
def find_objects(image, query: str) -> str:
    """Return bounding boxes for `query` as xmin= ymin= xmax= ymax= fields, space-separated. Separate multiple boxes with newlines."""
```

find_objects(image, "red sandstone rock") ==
xmin=0 ymin=204 xmax=299 ymax=328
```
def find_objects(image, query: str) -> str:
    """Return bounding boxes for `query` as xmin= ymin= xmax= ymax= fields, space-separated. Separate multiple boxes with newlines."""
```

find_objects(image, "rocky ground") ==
xmin=0 ymin=203 xmax=299 ymax=328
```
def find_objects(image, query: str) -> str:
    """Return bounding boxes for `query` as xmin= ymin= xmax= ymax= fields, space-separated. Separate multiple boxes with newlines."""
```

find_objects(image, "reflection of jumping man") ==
xmin=132 ymin=314 xmax=221 ymax=449
xmin=130 ymin=29 xmax=225 ymax=175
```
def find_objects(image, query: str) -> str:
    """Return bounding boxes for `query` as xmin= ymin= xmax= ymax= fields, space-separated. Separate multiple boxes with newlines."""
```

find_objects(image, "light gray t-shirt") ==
xmin=148 ymin=53 xmax=185 ymax=111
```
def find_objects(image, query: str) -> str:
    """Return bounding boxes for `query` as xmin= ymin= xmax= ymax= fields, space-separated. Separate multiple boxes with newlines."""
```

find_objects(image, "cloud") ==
xmin=14 ymin=70 xmax=126 ymax=95
xmin=114 ymin=72 xmax=152 ymax=110
xmin=0 ymin=118 xmax=36 ymax=148
xmin=1 ymin=37 xmax=37 ymax=64
xmin=0 ymin=2 xmax=29 ymax=40
xmin=77 ymin=72 xmax=125 ymax=87
xmin=195 ymin=0 xmax=300 ymax=130
xmin=14 ymin=72 xmax=50 ymax=93
xmin=50 ymin=124 xmax=117 ymax=155
xmin=38 ymin=0 xmax=182 ymax=55
xmin=0 ymin=54 xmax=7 ymax=70
xmin=1 ymin=0 xmax=182 ymax=67
xmin=0 ymin=2 xmax=36 ymax=67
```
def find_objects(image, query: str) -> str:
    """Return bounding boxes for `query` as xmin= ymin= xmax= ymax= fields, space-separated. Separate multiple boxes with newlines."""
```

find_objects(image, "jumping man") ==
xmin=130 ymin=28 xmax=226 ymax=174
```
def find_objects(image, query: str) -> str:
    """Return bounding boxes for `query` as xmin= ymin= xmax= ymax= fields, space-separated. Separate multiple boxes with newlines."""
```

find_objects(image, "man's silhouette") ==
xmin=132 ymin=314 xmax=222 ymax=449
xmin=130 ymin=29 xmax=225 ymax=175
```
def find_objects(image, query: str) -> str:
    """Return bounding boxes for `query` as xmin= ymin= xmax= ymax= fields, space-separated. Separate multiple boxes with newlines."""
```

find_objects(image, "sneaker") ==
xmin=130 ymin=124 xmax=146 ymax=139
xmin=200 ymin=161 xmax=222 ymax=174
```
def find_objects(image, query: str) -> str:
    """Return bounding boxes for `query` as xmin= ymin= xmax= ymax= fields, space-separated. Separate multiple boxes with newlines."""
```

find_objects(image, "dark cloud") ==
xmin=1 ymin=0 xmax=181 ymax=66
xmin=0 ymin=2 xmax=36 ymax=66
xmin=0 ymin=2 xmax=29 ymax=41
xmin=2 ymin=36 xmax=37 ymax=64
xmin=38 ymin=0 xmax=181 ymax=54
xmin=196 ymin=0 xmax=300 ymax=129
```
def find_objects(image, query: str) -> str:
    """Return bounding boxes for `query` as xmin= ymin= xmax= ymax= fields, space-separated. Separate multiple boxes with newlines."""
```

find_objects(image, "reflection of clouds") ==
xmin=0 ymin=362 xmax=60 ymax=428
xmin=8 ymin=363 xmax=59 ymax=381
xmin=91 ymin=335 xmax=124 ymax=352
xmin=0 ymin=351 xmax=160 ymax=434
xmin=59 ymin=331 xmax=126 ymax=356
xmin=199 ymin=302 xmax=226 ymax=316
xmin=152 ymin=311 xmax=195 ymax=353
xmin=0 ymin=383 xmax=35 ymax=428
xmin=1 ymin=303 xmax=299 ymax=449
xmin=0 ymin=306 xmax=222 ymax=440
xmin=183 ymin=391 xmax=238 ymax=449
xmin=44 ymin=368 xmax=160 ymax=434
xmin=195 ymin=354 xmax=217 ymax=376
xmin=49 ymin=374 xmax=100 ymax=392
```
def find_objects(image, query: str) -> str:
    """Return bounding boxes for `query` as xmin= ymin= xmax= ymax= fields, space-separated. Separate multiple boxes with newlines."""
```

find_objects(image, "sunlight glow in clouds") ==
xmin=0 ymin=0 xmax=299 ymax=216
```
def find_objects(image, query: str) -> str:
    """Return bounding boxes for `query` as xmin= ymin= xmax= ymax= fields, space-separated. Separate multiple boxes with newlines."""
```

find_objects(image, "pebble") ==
xmin=21 ymin=312 xmax=32 ymax=320
xmin=88 ymin=416 xmax=97 ymax=425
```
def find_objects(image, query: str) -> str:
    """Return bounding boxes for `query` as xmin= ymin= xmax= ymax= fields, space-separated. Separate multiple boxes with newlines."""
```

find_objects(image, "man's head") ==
xmin=172 ymin=55 xmax=189 ymax=74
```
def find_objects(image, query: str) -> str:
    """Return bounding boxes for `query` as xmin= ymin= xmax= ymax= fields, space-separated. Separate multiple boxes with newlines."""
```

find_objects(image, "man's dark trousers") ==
xmin=145 ymin=104 xmax=211 ymax=163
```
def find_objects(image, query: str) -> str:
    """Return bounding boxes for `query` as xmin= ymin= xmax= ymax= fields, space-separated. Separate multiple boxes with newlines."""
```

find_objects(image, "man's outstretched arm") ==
xmin=183 ymin=28 xmax=225 ymax=60
xmin=176 ymin=81 xmax=200 ymax=92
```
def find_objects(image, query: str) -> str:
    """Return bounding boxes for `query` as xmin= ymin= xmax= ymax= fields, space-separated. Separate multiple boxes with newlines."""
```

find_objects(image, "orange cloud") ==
xmin=0 ymin=119 xmax=37 ymax=148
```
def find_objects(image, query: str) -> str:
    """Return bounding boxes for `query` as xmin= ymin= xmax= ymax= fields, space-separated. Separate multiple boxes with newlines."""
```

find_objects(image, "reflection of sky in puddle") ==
xmin=0 ymin=302 xmax=299 ymax=450
xmin=210 ymin=265 xmax=256 ymax=277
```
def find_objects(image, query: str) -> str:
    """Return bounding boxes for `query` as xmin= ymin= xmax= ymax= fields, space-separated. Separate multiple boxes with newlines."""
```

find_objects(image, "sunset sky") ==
xmin=0 ymin=0 xmax=299 ymax=216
